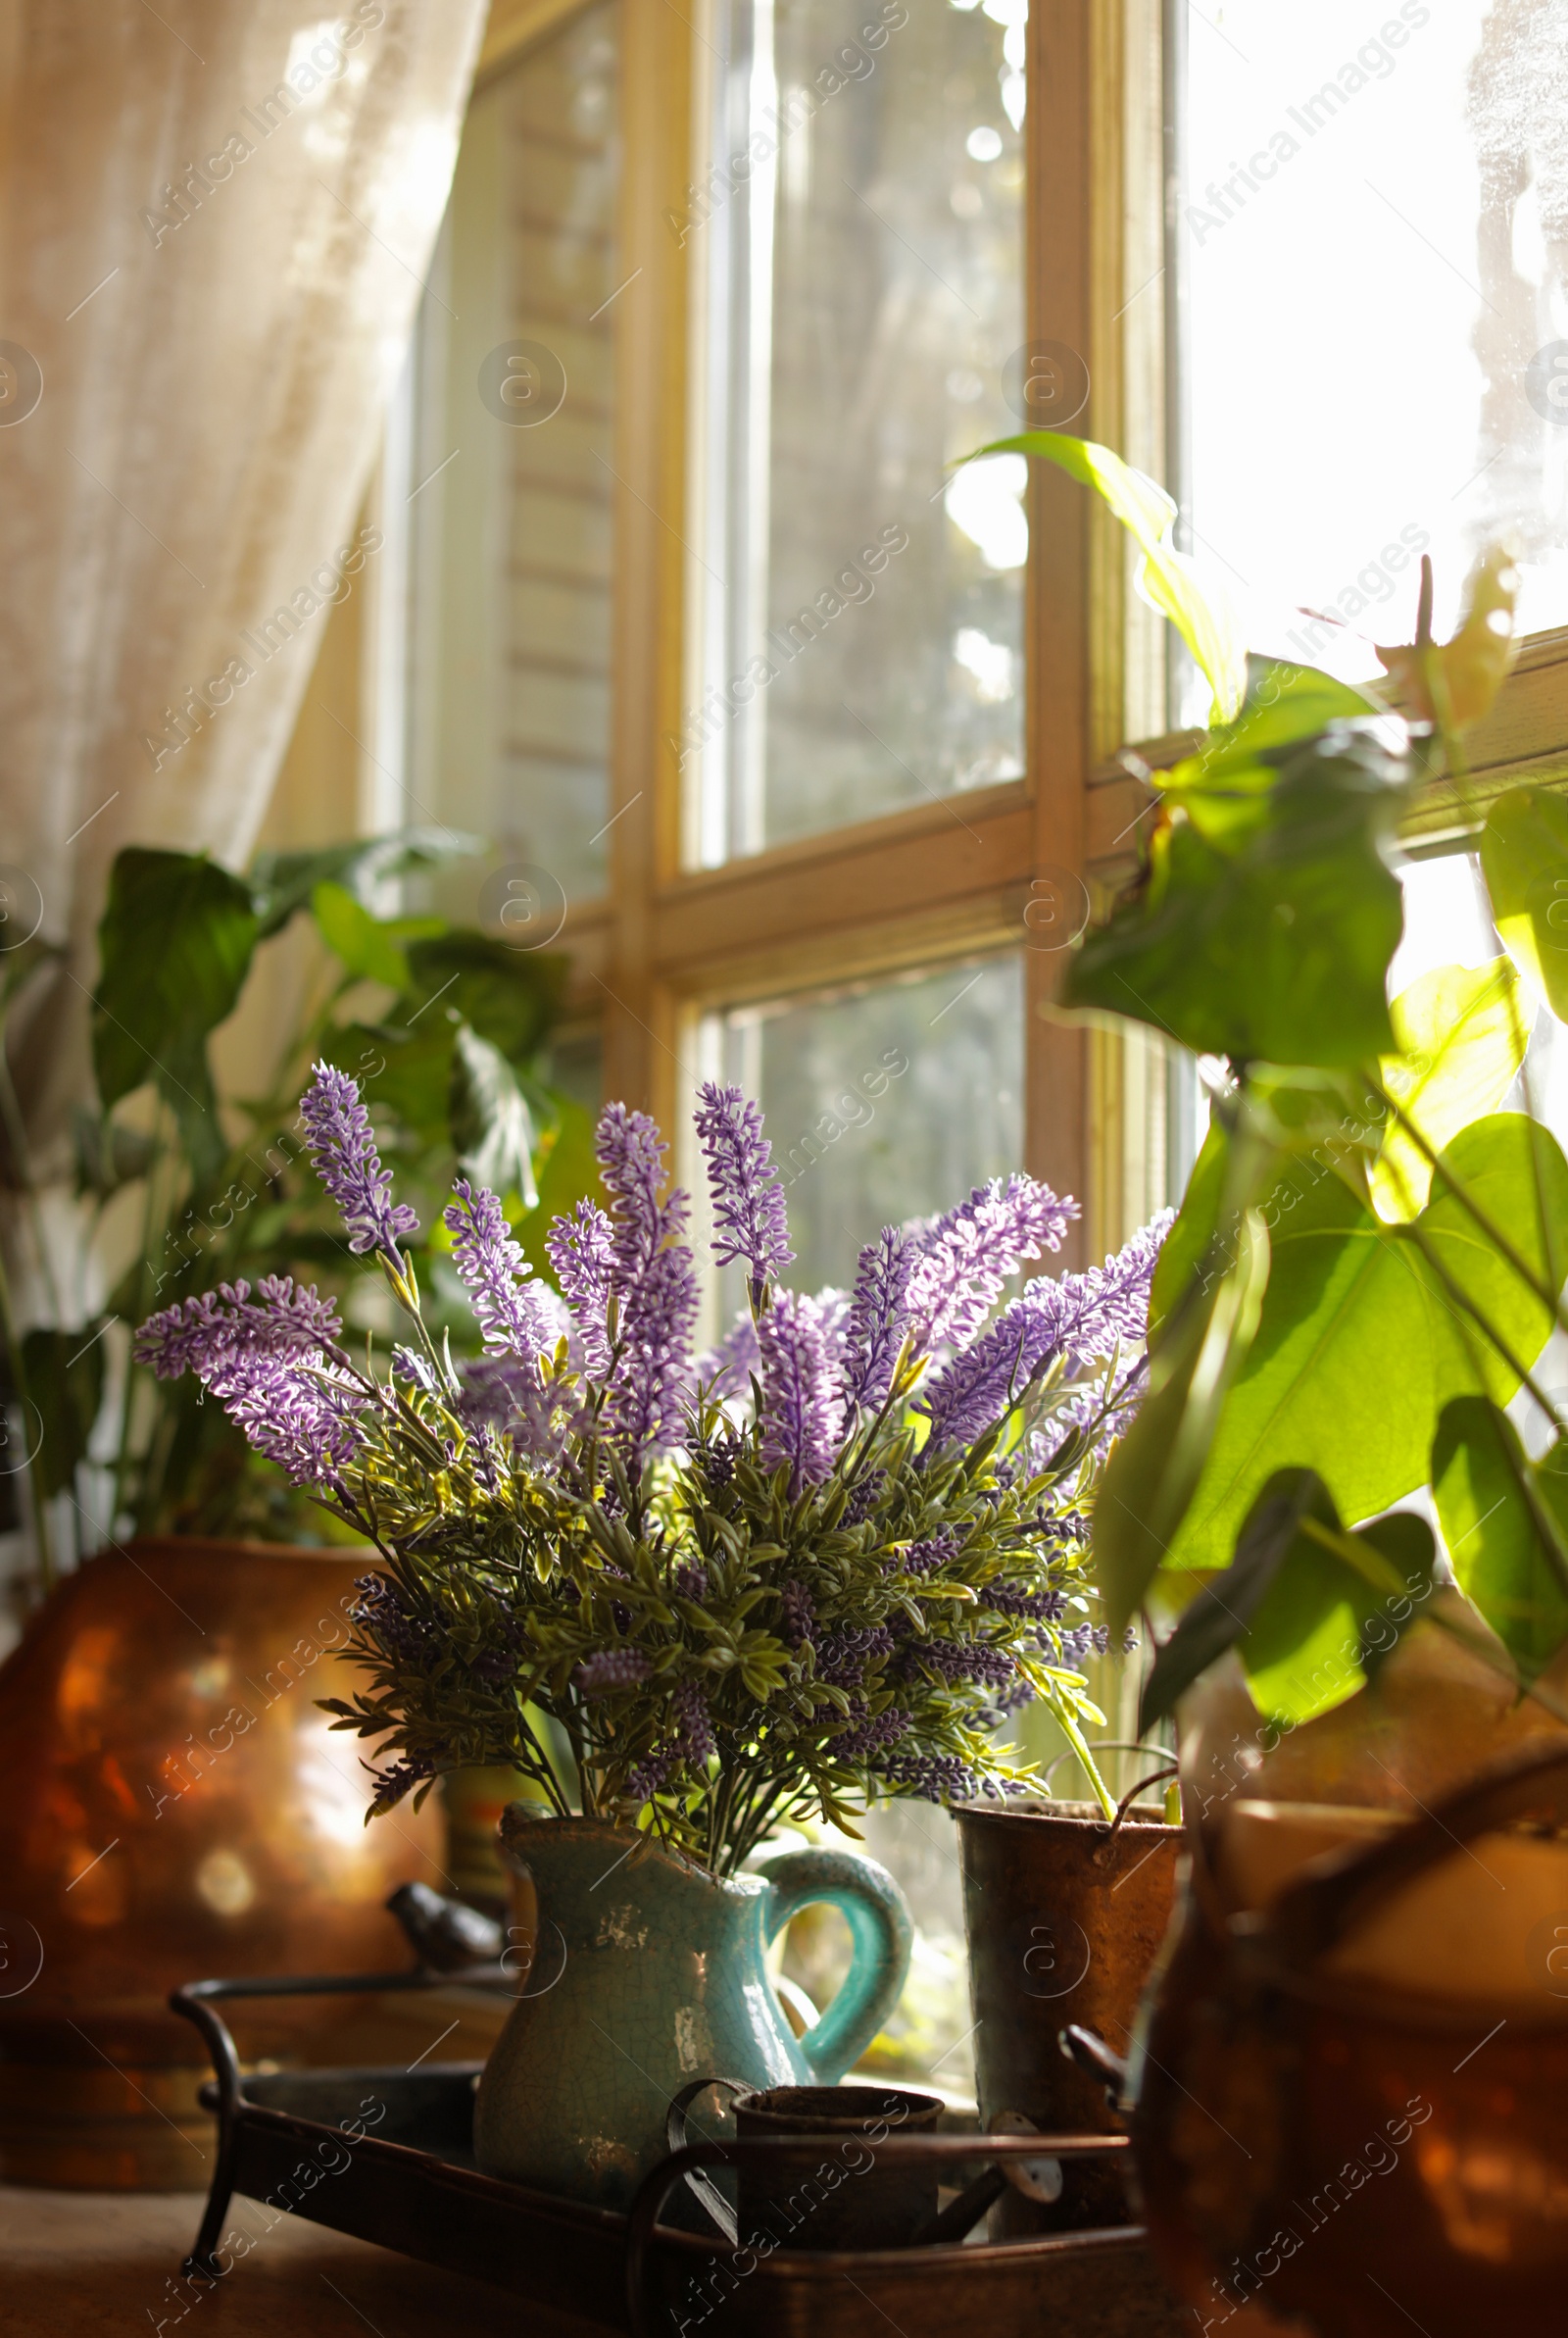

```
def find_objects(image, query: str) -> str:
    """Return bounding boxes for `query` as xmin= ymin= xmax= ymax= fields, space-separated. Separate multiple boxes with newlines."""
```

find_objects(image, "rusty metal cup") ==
xmin=735 ymin=2084 xmax=945 ymax=2250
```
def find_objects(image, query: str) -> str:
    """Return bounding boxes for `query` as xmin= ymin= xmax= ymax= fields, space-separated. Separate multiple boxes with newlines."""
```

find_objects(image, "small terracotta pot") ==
xmin=0 ymin=1538 xmax=443 ymax=2187
xmin=956 ymin=1797 xmax=1181 ymax=2233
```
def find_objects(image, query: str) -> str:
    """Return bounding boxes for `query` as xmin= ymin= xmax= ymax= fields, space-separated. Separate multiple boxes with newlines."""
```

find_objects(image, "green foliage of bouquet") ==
xmin=136 ymin=1069 xmax=1170 ymax=1873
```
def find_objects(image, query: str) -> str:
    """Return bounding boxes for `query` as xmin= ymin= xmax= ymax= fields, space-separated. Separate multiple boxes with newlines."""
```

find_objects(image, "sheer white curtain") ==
xmin=0 ymin=0 xmax=486 ymax=1128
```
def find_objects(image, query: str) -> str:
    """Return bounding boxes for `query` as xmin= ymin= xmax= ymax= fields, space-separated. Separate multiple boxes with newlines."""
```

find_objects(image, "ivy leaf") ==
xmin=1166 ymin=1114 xmax=1568 ymax=1582
xmin=1163 ymin=661 xmax=1381 ymax=790
xmin=1432 ymin=1395 xmax=1568 ymax=1678
xmin=1370 ymin=957 xmax=1528 ymax=1221
xmin=1063 ymin=733 xmax=1407 ymax=1070
xmin=1480 ymin=785 xmax=1568 ymax=1021
xmin=967 ymin=431 xmax=1248 ymax=721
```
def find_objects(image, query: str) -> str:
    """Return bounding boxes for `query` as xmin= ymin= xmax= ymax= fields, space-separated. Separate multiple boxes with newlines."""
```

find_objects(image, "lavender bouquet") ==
xmin=136 ymin=1066 xmax=1169 ymax=1874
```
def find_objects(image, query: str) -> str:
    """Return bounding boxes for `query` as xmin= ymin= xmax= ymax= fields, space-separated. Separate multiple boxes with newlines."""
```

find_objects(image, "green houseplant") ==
xmin=0 ymin=833 xmax=579 ymax=1584
xmin=974 ymin=426 xmax=1568 ymax=1743
xmin=976 ymin=428 xmax=1568 ymax=2333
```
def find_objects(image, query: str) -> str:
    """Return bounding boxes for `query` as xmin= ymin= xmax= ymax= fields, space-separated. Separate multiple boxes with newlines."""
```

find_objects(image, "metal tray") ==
xmin=172 ymin=1971 xmax=1189 ymax=2337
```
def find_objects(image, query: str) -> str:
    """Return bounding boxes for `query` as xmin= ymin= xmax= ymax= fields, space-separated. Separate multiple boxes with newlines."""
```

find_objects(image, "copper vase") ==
xmin=0 ymin=1538 xmax=443 ymax=2187
xmin=1129 ymin=1741 xmax=1568 ymax=2335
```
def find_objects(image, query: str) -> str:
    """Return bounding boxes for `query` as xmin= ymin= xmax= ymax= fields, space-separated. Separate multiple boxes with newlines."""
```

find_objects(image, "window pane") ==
xmin=408 ymin=4 xmax=620 ymax=904
xmin=685 ymin=0 xmax=1027 ymax=865
xmin=694 ymin=953 xmax=1025 ymax=1337
xmin=1181 ymin=2 xmax=1568 ymax=701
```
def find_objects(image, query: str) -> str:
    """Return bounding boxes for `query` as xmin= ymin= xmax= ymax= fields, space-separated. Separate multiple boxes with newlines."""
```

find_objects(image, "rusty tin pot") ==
xmin=956 ymin=1797 xmax=1181 ymax=2233
xmin=0 ymin=1538 xmax=443 ymax=2187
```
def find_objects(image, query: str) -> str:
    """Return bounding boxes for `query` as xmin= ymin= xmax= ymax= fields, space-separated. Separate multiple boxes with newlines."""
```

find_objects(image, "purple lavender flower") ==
xmin=843 ymin=1468 xmax=885 ymax=1527
xmin=669 ymin=1680 xmax=714 ymax=1763
xmin=878 ymin=1750 xmax=981 ymax=1804
xmin=984 ymin=1582 xmax=1068 ymax=1622
xmin=898 ymin=1530 xmax=960 ymax=1577
xmin=628 ymin=1680 xmax=714 ymax=1803
xmin=694 ymin=1083 xmax=794 ymax=1305
xmin=831 ymin=1700 xmax=910 ymax=1761
xmin=207 ymin=1349 xmax=367 ymax=1484
xmin=444 ymin=1179 xmax=560 ymax=1360
xmin=915 ymin=1296 xmax=1067 ymax=1453
xmin=843 ymin=1228 xmax=915 ymax=1412
xmin=900 ymin=1638 xmax=1016 ymax=1690
xmin=780 ymin=1579 xmax=816 ymax=1648
xmin=352 ymin=1573 xmax=441 ymax=1665
xmin=671 ymin=1562 xmax=709 ymax=1601
xmin=456 ymin=1353 xmax=583 ymax=1456
xmin=816 ymin=1623 xmax=895 ymax=1688
xmin=546 ymin=1200 xmax=615 ymax=1376
xmin=576 ymin=1648 xmax=653 ymax=1696
xmin=695 ymin=1309 xmax=761 ymax=1402
xmin=904 ymin=1174 xmax=1077 ymax=1351
xmin=367 ymin=1750 xmax=436 ymax=1810
xmin=595 ymin=1106 xmax=700 ymax=1457
xmin=300 ymin=1062 xmax=419 ymax=1258
xmin=757 ymin=1290 xmax=839 ymax=1495
xmin=135 ymin=1276 xmax=343 ymax=1381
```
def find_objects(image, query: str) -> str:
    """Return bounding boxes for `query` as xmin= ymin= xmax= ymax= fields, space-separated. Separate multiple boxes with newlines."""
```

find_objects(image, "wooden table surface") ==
xmin=0 ymin=2181 xmax=594 ymax=2337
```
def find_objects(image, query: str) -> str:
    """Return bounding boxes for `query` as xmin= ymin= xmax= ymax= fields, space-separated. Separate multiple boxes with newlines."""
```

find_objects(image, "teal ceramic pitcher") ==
xmin=472 ymin=1809 xmax=913 ymax=2206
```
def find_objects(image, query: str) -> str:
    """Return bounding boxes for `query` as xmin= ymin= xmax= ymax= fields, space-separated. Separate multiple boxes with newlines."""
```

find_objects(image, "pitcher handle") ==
xmin=756 ymin=1846 xmax=912 ymax=2082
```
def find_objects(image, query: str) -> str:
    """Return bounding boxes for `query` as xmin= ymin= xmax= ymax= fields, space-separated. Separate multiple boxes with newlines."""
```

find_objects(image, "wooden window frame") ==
xmin=471 ymin=0 xmax=1568 ymax=1264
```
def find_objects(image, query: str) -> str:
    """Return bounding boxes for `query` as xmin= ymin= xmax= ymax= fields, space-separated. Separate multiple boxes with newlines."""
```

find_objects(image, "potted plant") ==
xmin=983 ymin=423 xmax=1568 ymax=2329
xmin=137 ymin=1063 xmax=1171 ymax=2205
xmin=0 ymin=830 xmax=578 ymax=2185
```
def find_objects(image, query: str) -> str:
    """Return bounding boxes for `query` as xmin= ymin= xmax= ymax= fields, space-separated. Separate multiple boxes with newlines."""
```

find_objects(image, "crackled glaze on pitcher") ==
xmin=472 ymin=1814 xmax=912 ymax=2207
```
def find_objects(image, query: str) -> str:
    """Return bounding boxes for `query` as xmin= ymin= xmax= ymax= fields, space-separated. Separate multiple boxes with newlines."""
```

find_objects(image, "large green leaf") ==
xmin=1141 ymin=1471 xmax=1435 ymax=1729
xmin=1166 ymin=1113 xmax=1568 ymax=1581
xmin=22 ymin=1324 xmax=107 ymax=1501
xmin=93 ymin=850 xmax=259 ymax=1182
xmin=248 ymin=829 xmax=480 ymax=940
xmin=1432 ymin=1395 xmax=1568 ymax=1678
xmin=1165 ymin=661 xmax=1382 ymax=792
xmin=1371 ymin=957 xmax=1527 ymax=1221
xmin=1094 ymin=1206 xmax=1270 ymax=1632
xmin=318 ymin=1021 xmax=456 ymax=1151
xmin=1480 ymin=786 xmax=1568 ymax=1020
xmin=401 ymin=933 xmax=564 ymax=1068
xmin=970 ymin=432 xmax=1249 ymax=722
xmin=451 ymin=1024 xmax=538 ymax=1207
xmin=311 ymin=881 xmax=413 ymax=991
xmin=1063 ymin=734 xmax=1407 ymax=1069
xmin=516 ymin=1097 xmax=601 ymax=1286
xmin=1243 ymin=1504 xmax=1434 ymax=1726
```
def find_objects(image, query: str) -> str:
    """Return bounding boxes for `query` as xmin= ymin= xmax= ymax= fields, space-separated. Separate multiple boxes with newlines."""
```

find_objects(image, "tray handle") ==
xmin=624 ymin=2131 xmax=1131 ymax=2338
xmin=168 ymin=1966 xmax=489 ymax=2280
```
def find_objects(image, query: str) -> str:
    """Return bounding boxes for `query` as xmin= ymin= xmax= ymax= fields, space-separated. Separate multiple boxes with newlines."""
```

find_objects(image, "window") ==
xmin=406 ymin=1 xmax=622 ymax=907
xmin=682 ymin=0 xmax=1029 ymax=863
xmin=1173 ymin=0 xmax=1568 ymax=828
